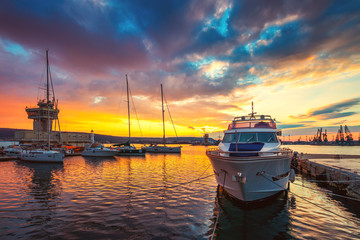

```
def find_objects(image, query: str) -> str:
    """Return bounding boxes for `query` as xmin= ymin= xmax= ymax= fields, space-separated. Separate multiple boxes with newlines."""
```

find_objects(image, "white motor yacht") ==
xmin=82 ymin=143 xmax=118 ymax=157
xmin=206 ymin=105 xmax=293 ymax=202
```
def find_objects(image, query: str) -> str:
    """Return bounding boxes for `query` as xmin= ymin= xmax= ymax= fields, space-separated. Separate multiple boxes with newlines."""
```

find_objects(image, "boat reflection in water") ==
xmin=209 ymin=185 xmax=293 ymax=239
xmin=15 ymin=162 xmax=64 ymax=228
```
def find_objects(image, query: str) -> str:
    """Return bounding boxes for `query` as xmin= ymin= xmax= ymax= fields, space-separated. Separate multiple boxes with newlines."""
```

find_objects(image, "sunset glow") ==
xmin=0 ymin=0 xmax=359 ymax=139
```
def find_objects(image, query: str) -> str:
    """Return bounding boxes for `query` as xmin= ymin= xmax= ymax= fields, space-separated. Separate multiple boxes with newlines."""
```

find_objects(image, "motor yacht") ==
xmin=206 ymin=105 xmax=293 ymax=202
xmin=81 ymin=143 xmax=118 ymax=157
xmin=3 ymin=145 xmax=23 ymax=157
xmin=143 ymin=144 xmax=181 ymax=153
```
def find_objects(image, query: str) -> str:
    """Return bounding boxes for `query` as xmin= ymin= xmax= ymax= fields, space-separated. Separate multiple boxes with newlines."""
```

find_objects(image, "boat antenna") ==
xmin=249 ymin=101 xmax=257 ymax=119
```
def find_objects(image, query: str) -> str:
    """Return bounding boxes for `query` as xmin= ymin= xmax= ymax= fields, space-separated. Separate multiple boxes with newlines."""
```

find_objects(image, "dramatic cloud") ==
xmin=277 ymin=124 xmax=307 ymax=129
xmin=1 ymin=0 xmax=360 ymax=136
xmin=290 ymin=98 xmax=360 ymax=120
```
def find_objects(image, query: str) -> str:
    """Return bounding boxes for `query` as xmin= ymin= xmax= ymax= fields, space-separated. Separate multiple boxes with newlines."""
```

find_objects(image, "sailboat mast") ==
xmin=46 ymin=50 xmax=50 ymax=103
xmin=46 ymin=50 xmax=51 ymax=148
xmin=126 ymin=74 xmax=131 ymax=143
xmin=161 ymin=84 xmax=165 ymax=143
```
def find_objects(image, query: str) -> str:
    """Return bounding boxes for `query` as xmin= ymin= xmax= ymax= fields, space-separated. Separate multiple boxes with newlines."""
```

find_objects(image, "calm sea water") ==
xmin=0 ymin=145 xmax=359 ymax=239
xmin=289 ymin=145 xmax=360 ymax=173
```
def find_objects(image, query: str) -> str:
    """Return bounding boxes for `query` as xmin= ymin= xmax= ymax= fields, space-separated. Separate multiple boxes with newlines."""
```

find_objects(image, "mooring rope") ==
xmin=149 ymin=163 xmax=214 ymax=194
xmin=211 ymin=171 xmax=226 ymax=240
xmin=258 ymin=173 xmax=359 ymax=223
xmin=292 ymin=182 xmax=360 ymax=202
xmin=303 ymin=179 xmax=360 ymax=183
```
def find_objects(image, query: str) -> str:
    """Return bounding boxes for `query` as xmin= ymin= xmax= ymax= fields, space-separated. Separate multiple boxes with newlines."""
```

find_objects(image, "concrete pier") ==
xmin=292 ymin=154 xmax=360 ymax=199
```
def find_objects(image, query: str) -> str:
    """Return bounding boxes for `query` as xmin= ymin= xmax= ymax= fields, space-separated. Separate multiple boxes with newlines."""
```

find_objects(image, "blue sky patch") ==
xmin=0 ymin=39 xmax=29 ymax=59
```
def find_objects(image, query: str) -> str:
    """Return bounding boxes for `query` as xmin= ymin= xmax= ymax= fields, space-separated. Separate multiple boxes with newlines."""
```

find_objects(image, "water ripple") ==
xmin=0 ymin=146 xmax=359 ymax=239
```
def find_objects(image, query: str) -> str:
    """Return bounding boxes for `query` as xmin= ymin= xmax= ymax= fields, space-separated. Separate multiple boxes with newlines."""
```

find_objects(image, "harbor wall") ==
xmin=15 ymin=130 xmax=90 ymax=147
xmin=292 ymin=155 xmax=360 ymax=199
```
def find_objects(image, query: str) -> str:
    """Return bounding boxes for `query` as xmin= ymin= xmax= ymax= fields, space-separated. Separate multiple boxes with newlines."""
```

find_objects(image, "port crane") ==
xmin=344 ymin=125 xmax=354 ymax=145
xmin=313 ymin=128 xmax=323 ymax=143
xmin=336 ymin=125 xmax=345 ymax=145
xmin=323 ymin=129 xmax=328 ymax=142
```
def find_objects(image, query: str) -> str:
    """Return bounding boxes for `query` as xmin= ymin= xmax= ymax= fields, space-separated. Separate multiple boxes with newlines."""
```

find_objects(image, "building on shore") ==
xmin=14 ymin=101 xmax=90 ymax=147
xmin=15 ymin=130 xmax=90 ymax=147
xmin=15 ymin=50 xmax=91 ymax=147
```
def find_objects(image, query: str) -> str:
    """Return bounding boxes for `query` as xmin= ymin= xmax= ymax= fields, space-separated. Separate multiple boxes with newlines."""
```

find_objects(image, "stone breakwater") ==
xmin=292 ymin=154 xmax=360 ymax=199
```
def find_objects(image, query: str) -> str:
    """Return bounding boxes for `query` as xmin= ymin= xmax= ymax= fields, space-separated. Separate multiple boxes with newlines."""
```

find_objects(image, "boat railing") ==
xmin=228 ymin=120 xmax=277 ymax=130
xmin=206 ymin=147 xmax=293 ymax=157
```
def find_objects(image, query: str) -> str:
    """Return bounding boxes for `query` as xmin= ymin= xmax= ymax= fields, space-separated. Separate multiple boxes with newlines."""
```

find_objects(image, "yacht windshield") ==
xmin=223 ymin=133 xmax=236 ymax=143
xmin=257 ymin=132 xmax=278 ymax=143
xmin=238 ymin=133 xmax=257 ymax=142
xmin=222 ymin=132 xmax=278 ymax=143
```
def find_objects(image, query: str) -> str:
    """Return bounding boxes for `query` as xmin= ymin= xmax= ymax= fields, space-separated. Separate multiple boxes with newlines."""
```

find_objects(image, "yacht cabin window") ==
xmin=238 ymin=132 xmax=257 ymax=142
xmin=222 ymin=133 xmax=236 ymax=143
xmin=222 ymin=132 xmax=278 ymax=143
xmin=257 ymin=132 xmax=277 ymax=143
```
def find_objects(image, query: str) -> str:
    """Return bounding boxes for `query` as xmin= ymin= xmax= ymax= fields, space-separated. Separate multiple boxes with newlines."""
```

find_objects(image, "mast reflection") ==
xmin=16 ymin=162 xmax=64 ymax=225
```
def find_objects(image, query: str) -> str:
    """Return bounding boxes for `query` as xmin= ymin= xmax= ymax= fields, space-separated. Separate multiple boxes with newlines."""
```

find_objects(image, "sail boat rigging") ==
xmin=143 ymin=84 xmax=181 ymax=153
xmin=20 ymin=50 xmax=64 ymax=163
xmin=114 ymin=74 xmax=146 ymax=156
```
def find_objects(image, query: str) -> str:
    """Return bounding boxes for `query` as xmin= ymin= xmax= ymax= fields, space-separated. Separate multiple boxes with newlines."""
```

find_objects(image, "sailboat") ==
xmin=20 ymin=50 xmax=64 ymax=163
xmin=143 ymin=84 xmax=181 ymax=153
xmin=115 ymin=75 xmax=146 ymax=156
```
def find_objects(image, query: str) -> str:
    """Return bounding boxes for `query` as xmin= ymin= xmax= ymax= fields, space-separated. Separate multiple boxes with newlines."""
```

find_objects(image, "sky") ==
xmin=0 ymin=0 xmax=360 ymax=140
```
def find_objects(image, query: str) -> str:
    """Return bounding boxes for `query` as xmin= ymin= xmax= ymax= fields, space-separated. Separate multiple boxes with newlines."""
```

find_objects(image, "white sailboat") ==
xmin=20 ymin=50 xmax=64 ymax=163
xmin=116 ymin=74 xmax=145 ymax=156
xmin=143 ymin=84 xmax=181 ymax=153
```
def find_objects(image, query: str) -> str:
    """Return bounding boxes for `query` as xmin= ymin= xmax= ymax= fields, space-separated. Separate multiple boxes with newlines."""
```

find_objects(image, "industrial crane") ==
xmin=313 ymin=128 xmax=323 ymax=143
xmin=323 ymin=129 xmax=328 ymax=143
xmin=336 ymin=125 xmax=346 ymax=145
xmin=344 ymin=125 xmax=354 ymax=145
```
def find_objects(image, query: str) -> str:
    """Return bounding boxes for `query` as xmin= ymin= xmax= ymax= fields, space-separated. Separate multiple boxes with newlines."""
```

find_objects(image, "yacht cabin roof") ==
xmin=227 ymin=114 xmax=277 ymax=130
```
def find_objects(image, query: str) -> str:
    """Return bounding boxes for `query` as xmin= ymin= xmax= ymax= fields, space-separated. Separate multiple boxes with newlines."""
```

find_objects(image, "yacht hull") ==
xmin=144 ymin=146 xmax=181 ymax=153
xmin=81 ymin=150 xmax=118 ymax=157
xmin=206 ymin=152 xmax=291 ymax=202
xmin=117 ymin=149 xmax=145 ymax=156
xmin=20 ymin=152 xmax=64 ymax=163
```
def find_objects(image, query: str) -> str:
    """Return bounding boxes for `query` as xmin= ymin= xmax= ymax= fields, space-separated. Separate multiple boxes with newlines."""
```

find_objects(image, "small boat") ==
xmin=143 ymin=143 xmax=181 ymax=153
xmin=19 ymin=50 xmax=64 ymax=164
xmin=206 ymin=103 xmax=293 ymax=202
xmin=143 ymin=84 xmax=181 ymax=153
xmin=21 ymin=149 xmax=64 ymax=163
xmin=81 ymin=143 xmax=118 ymax=157
xmin=116 ymin=75 xmax=145 ymax=156
xmin=114 ymin=141 xmax=145 ymax=156
xmin=3 ymin=145 xmax=23 ymax=158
